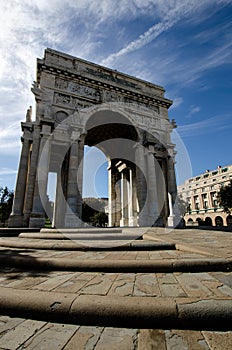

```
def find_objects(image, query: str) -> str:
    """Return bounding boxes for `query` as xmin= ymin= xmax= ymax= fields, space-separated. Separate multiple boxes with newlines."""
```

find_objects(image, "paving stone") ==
xmin=175 ymin=273 xmax=213 ymax=298
xmin=3 ymin=275 xmax=48 ymax=289
xmin=203 ymin=331 xmax=232 ymax=349
xmin=120 ymin=251 xmax=138 ymax=260
xmin=160 ymin=251 xmax=178 ymax=259
xmin=31 ymin=272 xmax=76 ymax=291
xmin=0 ymin=319 xmax=45 ymax=349
xmin=136 ymin=252 xmax=150 ymax=260
xmin=80 ymin=273 xmax=117 ymax=295
xmin=138 ymin=329 xmax=166 ymax=350
xmin=158 ymin=273 xmax=177 ymax=284
xmin=217 ymin=284 xmax=232 ymax=297
xmin=20 ymin=323 xmax=78 ymax=349
xmin=52 ymin=272 xmax=91 ymax=293
xmin=211 ymin=272 xmax=232 ymax=288
xmin=108 ymin=273 xmax=134 ymax=296
xmin=0 ymin=315 xmax=24 ymax=336
xmin=200 ymin=280 xmax=226 ymax=297
xmin=63 ymin=326 xmax=103 ymax=350
xmin=165 ymin=330 xmax=209 ymax=350
xmin=160 ymin=283 xmax=187 ymax=297
xmin=102 ymin=252 xmax=126 ymax=260
xmin=94 ymin=328 xmax=138 ymax=350
xmin=133 ymin=273 xmax=160 ymax=296
xmin=148 ymin=252 xmax=163 ymax=260
xmin=194 ymin=273 xmax=216 ymax=281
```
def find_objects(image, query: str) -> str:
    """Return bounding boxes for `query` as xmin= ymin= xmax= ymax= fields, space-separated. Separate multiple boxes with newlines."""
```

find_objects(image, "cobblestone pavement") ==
xmin=0 ymin=228 xmax=232 ymax=349
xmin=0 ymin=315 xmax=232 ymax=349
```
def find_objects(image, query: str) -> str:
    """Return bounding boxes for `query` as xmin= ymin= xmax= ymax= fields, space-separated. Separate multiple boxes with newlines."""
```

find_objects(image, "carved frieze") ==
xmin=131 ymin=113 xmax=161 ymax=130
xmin=55 ymin=78 xmax=101 ymax=101
xmin=124 ymin=98 xmax=159 ymax=113
xmin=84 ymin=67 xmax=140 ymax=90
xmin=53 ymin=92 xmax=92 ymax=110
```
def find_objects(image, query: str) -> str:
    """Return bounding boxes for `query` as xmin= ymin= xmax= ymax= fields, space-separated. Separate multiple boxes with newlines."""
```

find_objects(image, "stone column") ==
xmin=159 ymin=158 xmax=169 ymax=226
xmin=120 ymin=171 xmax=129 ymax=226
xmin=167 ymin=155 xmax=180 ymax=227
xmin=135 ymin=143 xmax=149 ymax=226
xmin=65 ymin=140 xmax=82 ymax=227
xmin=128 ymin=168 xmax=133 ymax=226
xmin=108 ymin=161 xmax=116 ymax=227
xmin=115 ymin=172 xmax=121 ymax=227
xmin=8 ymin=135 xmax=31 ymax=227
xmin=76 ymin=136 xmax=84 ymax=225
xmin=29 ymin=125 xmax=51 ymax=228
xmin=23 ymin=125 xmax=41 ymax=226
xmin=146 ymin=149 xmax=159 ymax=226
xmin=132 ymin=169 xmax=138 ymax=226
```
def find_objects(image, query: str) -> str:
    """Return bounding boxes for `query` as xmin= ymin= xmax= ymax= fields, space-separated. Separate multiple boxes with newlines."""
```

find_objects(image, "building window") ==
xmin=212 ymin=171 xmax=218 ymax=175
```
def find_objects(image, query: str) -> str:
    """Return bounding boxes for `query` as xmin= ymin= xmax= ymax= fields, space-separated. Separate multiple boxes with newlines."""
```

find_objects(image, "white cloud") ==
xmin=0 ymin=168 xmax=17 ymax=176
xmin=170 ymin=97 xmax=183 ymax=110
xmin=178 ymin=114 xmax=232 ymax=138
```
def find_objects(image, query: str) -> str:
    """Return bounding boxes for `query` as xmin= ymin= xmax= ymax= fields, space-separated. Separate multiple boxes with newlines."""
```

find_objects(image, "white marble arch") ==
xmin=9 ymin=48 xmax=179 ymax=229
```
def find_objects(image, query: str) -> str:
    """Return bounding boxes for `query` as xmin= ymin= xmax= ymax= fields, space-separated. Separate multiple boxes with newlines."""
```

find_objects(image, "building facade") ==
xmin=178 ymin=165 xmax=232 ymax=227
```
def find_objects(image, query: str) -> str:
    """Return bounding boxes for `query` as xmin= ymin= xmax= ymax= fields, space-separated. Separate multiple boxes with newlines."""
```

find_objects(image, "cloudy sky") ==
xmin=0 ymin=0 xmax=232 ymax=198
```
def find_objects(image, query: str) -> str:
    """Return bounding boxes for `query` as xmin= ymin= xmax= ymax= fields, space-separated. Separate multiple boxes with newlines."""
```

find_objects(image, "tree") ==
xmin=0 ymin=186 xmax=14 ymax=224
xmin=82 ymin=199 xmax=108 ymax=226
xmin=176 ymin=194 xmax=189 ymax=217
xmin=90 ymin=212 xmax=108 ymax=227
xmin=217 ymin=180 xmax=232 ymax=214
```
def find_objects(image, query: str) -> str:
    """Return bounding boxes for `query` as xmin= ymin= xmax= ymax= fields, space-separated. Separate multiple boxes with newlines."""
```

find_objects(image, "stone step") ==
xmin=0 ymin=286 xmax=231 ymax=331
xmin=19 ymin=232 xmax=141 ymax=241
xmin=40 ymin=227 xmax=123 ymax=234
xmin=0 ymin=228 xmax=40 ymax=237
xmin=0 ymin=237 xmax=176 ymax=250
xmin=0 ymin=253 xmax=230 ymax=272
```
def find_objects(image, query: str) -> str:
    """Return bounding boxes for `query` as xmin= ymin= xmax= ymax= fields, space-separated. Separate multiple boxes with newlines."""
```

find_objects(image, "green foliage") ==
xmin=217 ymin=180 xmax=232 ymax=214
xmin=176 ymin=194 xmax=188 ymax=216
xmin=82 ymin=199 xmax=108 ymax=227
xmin=0 ymin=186 xmax=14 ymax=224
xmin=44 ymin=217 xmax=52 ymax=228
xmin=89 ymin=212 xmax=108 ymax=227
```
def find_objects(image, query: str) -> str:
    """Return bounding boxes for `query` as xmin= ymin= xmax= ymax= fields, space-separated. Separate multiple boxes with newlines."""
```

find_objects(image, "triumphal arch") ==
xmin=9 ymin=48 xmax=178 ymax=228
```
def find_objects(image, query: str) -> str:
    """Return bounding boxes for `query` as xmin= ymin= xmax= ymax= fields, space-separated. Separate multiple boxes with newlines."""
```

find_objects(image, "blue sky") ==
xmin=0 ymin=0 xmax=232 ymax=199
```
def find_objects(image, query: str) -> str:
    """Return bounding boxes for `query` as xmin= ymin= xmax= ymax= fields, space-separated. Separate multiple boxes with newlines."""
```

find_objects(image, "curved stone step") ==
xmin=0 ymin=286 xmax=231 ymax=331
xmin=0 ymin=254 xmax=230 ymax=272
xmin=0 ymin=238 xmax=176 ymax=250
